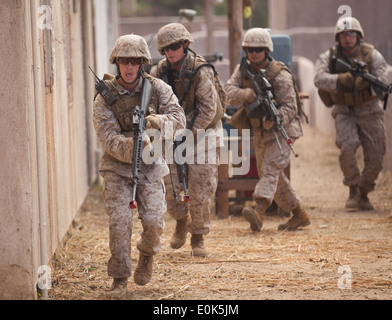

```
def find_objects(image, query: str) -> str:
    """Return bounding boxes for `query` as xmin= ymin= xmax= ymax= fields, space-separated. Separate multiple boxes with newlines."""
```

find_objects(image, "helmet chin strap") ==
xmin=168 ymin=51 xmax=187 ymax=68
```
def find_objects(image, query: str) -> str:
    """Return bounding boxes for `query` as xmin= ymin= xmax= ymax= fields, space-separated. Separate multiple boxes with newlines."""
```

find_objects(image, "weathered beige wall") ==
xmin=383 ymin=67 xmax=392 ymax=171
xmin=0 ymin=0 xmax=106 ymax=299
xmin=295 ymin=56 xmax=335 ymax=135
xmin=0 ymin=1 xmax=38 ymax=300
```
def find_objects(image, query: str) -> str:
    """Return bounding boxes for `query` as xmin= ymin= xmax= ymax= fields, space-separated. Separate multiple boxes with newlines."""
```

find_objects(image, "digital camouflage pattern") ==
xmin=102 ymin=171 xmax=166 ymax=278
xmin=151 ymin=52 xmax=224 ymax=143
xmin=151 ymin=50 xmax=223 ymax=236
xmin=314 ymin=46 xmax=387 ymax=193
xmin=93 ymin=75 xmax=185 ymax=278
xmin=164 ymin=154 xmax=219 ymax=235
xmin=157 ymin=23 xmax=194 ymax=55
xmin=225 ymin=59 xmax=303 ymax=212
xmin=109 ymin=34 xmax=152 ymax=65
xmin=242 ymin=28 xmax=274 ymax=52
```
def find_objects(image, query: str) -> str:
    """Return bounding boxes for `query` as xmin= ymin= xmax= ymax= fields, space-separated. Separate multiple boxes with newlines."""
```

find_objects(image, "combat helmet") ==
xmin=109 ymin=34 xmax=152 ymax=65
xmin=242 ymin=28 xmax=274 ymax=52
xmin=157 ymin=23 xmax=194 ymax=55
xmin=335 ymin=17 xmax=364 ymax=40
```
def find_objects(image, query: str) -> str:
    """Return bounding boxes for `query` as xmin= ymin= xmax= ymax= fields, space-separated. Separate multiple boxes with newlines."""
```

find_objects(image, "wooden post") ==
xmin=217 ymin=149 xmax=230 ymax=219
xmin=227 ymin=0 xmax=243 ymax=74
xmin=204 ymin=0 xmax=214 ymax=54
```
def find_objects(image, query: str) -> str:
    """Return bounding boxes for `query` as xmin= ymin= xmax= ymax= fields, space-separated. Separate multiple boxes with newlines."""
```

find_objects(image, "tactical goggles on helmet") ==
xmin=163 ymin=42 xmax=184 ymax=52
xmin=117 ymin=57 xmax=143 ymax=66
xmin=245 ymin=47 xmax=265 ymax=53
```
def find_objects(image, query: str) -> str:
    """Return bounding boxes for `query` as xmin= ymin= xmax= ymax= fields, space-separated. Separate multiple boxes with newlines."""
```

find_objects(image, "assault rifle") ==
xmin=161 ymin=66 xmax=190 ymax=203
xmin=240 ymin=58 xmax=298 ymax=157
xmin=172 ymin=138 xmax=191 ymax=203
xmin=129 ymin=78 xmax=153 ymax=210
xmin=331 ymin=56 xmax=392 ymax=110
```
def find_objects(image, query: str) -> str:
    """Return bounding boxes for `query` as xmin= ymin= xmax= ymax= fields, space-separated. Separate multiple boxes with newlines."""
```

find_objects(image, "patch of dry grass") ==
xmin=49 ymin=126 xmax=392 ymax=300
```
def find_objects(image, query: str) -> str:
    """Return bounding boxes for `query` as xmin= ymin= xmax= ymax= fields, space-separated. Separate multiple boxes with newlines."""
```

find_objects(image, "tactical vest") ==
xmin=242 ymin=58 xmax=306 ymax=120
xmin=157 ymin=54 xmax=225 ymax=129
xmin=99 ymin=73 xmax=158 ymax=134
xmin=95 ymin=73 xmax=158 ymax=165
xmin=318 ymin=43 xmax=376 ymax=107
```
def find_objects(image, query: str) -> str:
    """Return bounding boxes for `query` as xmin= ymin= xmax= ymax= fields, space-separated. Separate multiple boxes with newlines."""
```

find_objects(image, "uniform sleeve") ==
xmin=370 ymin=49 xmax=389 ymax=84
xmin=92 ymin=96 xmax=133 ymax=163
xmin=272 ymin=70 xmax=298 ymax=127
xmin=224 ymin=64 xmax=246 ymax=106
xmin=190 ymin=66 xmax=218 ymax=131
xmin=314 ymin=50 xmax=339 ymax=93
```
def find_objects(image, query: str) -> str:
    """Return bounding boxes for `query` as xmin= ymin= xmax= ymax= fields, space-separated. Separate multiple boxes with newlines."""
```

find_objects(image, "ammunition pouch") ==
xmin=318 ymin=89 xmax=334 ymax=107
xmin=321 ymin=43 xmax=377 ymax=107
xmin=319 ymin=86 xmax=375 ymax=107
xmin=230 ymin=104 xmax=251 ymax=132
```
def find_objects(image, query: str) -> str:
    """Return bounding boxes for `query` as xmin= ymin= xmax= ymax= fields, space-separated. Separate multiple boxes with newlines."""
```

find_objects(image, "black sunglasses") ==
xmin=163 ymin=42 xmax=183 ymax=52
xmin=245 ymin=47 xmax=265 ymax=53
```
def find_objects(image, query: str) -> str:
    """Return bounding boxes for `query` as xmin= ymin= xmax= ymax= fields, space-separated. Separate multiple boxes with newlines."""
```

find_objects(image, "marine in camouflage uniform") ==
xmin=314 ymin=17 xmax=387 ymax=210
xmin=93 ymin=35 xmax=186 ymax=296
xmin=225 ymin=28 xmax=310 ymax=232
xmin=150 ymin=23 xmax=223 ymax=257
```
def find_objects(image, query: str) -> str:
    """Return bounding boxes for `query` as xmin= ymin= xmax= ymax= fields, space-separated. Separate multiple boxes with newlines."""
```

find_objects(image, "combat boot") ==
xmin=191 ymin=234 xmax=207 ymax=257
xmin=358 ymin=190 xmax=374 ymax=211
xmin=170 ymin=216 xmax=189 ymax=249
xmin=242 ymin=199 xmax=269 ymax=232
xmin=107 ymin=278 xmax=128 ymax=298
xmin=278 ymin=205 xmax=310 ymax=231
xmin=134 ymin=253 xmax=153 ymax=286
xmin=345 ymin=186 xmax=360 ymax=209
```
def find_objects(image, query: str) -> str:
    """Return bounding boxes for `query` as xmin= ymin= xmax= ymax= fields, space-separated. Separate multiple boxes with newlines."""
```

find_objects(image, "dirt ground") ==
xmin=49 ymin=125 xmax=392 ymax=300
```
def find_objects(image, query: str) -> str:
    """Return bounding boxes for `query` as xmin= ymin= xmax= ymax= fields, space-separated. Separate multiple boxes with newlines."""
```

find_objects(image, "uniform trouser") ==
xmin=334 ymin=110 xmax=386 ymax=193
xmin=164 ymin=162 xmax=219 ymax=235
xmin=252 ymin=133 xmax=301 ymax=213
xmin=101 ymin=171 xmax=166 ymax=279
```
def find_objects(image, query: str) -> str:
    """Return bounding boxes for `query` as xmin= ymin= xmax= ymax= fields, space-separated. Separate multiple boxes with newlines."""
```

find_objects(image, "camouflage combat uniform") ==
xmin=314 ymin=17 xmax=387 ymax=210
xmin=225 ymin=58 xmax=303 ymax=212
xmin=93 ymin=74 xmax=185 ymax=279
xmin=314 ymin=46 xmax=387 ymax=194
xmin=224 ymin=27 xmax=310 ymax=232
xmin=151 ymin=49 xmax=222 ymax=244
xmin=151 ymin=51 xmax=222 ymax=236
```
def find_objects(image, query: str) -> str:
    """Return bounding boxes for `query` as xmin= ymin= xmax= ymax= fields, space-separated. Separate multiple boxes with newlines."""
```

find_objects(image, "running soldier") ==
xmin=93 ymin=34 xmax=185 ymax=297
xmin=151 ymin=23 xmax=223 ymax=257
xmin=225 ymin=28 xmax=310 ymax=232
xmin=314 ymin=17 xmax=388 ymax=210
